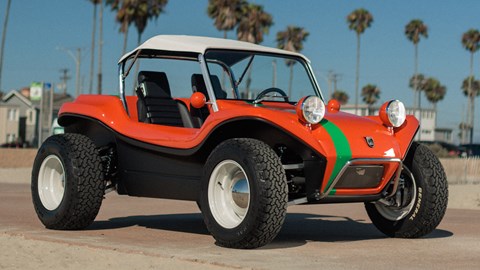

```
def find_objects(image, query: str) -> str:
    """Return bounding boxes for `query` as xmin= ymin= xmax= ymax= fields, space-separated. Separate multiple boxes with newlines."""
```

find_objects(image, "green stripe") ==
xmin=321 ymin=119 xmax=352 ymax=194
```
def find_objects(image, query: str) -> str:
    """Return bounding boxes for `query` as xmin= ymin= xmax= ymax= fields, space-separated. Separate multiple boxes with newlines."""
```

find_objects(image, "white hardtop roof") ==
xmin=118 ymin=35 xmax=309 ymax=63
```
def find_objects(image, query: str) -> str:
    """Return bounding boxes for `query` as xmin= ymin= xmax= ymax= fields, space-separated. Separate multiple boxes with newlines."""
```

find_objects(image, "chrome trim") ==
xmin=288 ymin=197 xmax=308 ymax=206
xmin=283 ymin=163 xmax=304 ymax=170
xmin=385 ymin=161 xmax=404 ymax=198
xmin=198 ymin=54 xmax=219 ymax=112
xmin=118 ymin=63 xmax=129 ymax=115
xmin=321 ymin=158 xmax=402 ymax=199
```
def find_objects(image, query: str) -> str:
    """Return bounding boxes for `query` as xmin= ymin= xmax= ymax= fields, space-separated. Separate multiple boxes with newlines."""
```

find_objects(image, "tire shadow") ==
xmin=87 ymin=212 xmax=453 ymax=249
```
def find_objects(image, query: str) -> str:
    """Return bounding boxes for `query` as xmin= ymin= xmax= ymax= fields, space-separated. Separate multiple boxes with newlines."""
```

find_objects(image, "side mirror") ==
xmin=190 ymin=92 xmax=206 ymax=109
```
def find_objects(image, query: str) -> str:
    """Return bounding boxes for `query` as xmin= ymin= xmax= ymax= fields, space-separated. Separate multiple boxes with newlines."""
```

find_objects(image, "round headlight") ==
xmin=296 ymin=96 xmax=325 ymax=124
xmin=380 ymin=100 xmax=406 ymax=128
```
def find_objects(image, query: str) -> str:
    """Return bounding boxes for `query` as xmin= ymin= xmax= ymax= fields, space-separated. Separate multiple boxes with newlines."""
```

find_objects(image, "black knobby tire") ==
xmin=32 ymin=133 xmax=105 ymax=230
xmin=365 ymin=142 xmax=448 ymax=238
xmin=200 ymin=138 xmax=288 ymax=249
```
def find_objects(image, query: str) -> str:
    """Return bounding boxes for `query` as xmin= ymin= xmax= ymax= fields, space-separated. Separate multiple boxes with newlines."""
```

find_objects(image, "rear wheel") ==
xmin=200 ymin=138 xmax=288 ymax=249
xmin=365 ymin=142 xmax=448 ymax=238
xmin=32 ymin=133 xmax=105 ymax=230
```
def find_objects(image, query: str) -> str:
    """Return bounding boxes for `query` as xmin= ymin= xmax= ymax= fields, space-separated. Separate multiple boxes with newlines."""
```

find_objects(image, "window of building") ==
xmin=8 ymin=108 xmax=18 ymax=121
xmin=6 ymin=133 xmax=16 ymax=143
xmin=26 ymin=109 xmax=36 ymax=125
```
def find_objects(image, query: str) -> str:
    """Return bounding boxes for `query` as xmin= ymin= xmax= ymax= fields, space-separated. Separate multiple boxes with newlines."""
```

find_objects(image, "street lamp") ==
xmin=56 ymin=46 xmax=81 ymax=97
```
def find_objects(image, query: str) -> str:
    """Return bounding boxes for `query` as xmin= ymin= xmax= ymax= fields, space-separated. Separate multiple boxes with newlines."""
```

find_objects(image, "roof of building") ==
xmin=2 ymin=90 xmax=33 ymax=106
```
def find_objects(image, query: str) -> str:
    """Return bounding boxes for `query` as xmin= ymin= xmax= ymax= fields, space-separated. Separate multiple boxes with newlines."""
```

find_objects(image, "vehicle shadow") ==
xmin=88 ymin=212 xmax=453 ymax=249
xmin=266 ymin=213 xmax=453 ymax=249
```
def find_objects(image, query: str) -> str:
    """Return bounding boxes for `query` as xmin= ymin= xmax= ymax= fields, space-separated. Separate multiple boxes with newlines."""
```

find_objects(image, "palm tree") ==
xmin=88 ymin=0 xmax=101 ymax=94
xmin=461 ymin=76 xmax=480 ymax=97
xmin=276 ymin=26 xmax=309 ymax=96
xmin=461 ymin=76 xmax=480 ymax=139
xmin=409 ymin=73 xmax=427 ymax=91
xmin=237 ymin=3 xmax=273 ymax=44
xmin=0 ymin=0 xmax=12 ymax=92
xmin=461 ymin=29 xmax=480 ymax=143
xmin=361 ymin=84 xmax=380 ymax=115
xmin=347 ymin=8 xmax=373 ymax=115
xmin=237 ymin=3 xmax=273 ymax=97
xmin=107 ymin=0 xmax=135 ymax=55
xmin=423 ymin=77 xmax=446 ymax=126
xmin=207 ymin=0 xmax=246 ymax=39
xmin=132 ymin=0 xmax=168 ymax=46
xmin=405 ymin=19 xmax=428 ymax=117
xmin=332 ymin=90 xmax=349 ymax=105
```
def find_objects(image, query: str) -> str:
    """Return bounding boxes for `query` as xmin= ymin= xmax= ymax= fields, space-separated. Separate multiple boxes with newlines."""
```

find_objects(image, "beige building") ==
xmin=0 ymin=104 xmax=20 ymax=145
xmin=1 ymin=88 xmax=73 ymax=147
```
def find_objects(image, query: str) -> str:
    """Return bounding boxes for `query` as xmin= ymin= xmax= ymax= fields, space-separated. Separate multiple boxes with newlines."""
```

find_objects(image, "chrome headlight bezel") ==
xmin=296 ymin=96 xmax=325 ymax=125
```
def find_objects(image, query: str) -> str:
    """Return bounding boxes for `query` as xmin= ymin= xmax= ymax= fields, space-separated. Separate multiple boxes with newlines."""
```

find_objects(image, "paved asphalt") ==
xmin=1 ymin=182 xmax=479 ymax=270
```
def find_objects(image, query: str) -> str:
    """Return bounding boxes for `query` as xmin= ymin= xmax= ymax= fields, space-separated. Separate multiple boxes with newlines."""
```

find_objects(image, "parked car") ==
xmin=419 ymin=141 xmax=466 ymax=157
xmin=461 ymin=144 xmax=480 ymax=157
xmin=31 ymin=35 xmax=448 ymax=249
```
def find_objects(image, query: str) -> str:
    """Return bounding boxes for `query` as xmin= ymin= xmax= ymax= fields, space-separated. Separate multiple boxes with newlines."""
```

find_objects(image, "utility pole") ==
xmin=88 ymin=2 xmax=97 ymax=95
xmin=328 ymin=71 xmax=342 ymax=98
xmin=0 ymin=0 xmax=12 ymax=91
xmin=97 ymin=1 xmax=103 ymax=94
xmin=57 ymin=47 xmax=82 ymax=97
xmin=59 ymin=68 xmax=70 ymax=96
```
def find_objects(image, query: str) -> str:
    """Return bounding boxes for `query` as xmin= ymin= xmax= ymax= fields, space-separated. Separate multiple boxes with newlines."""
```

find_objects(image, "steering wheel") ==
xmin=255 ymin=87 xmax=289 ymax=102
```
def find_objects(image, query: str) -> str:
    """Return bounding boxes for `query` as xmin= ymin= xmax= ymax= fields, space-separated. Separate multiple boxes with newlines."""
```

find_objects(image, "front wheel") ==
xmin=365 ymin=142 xmax=448 ymax=238
xmin=31 ymin=133 xmax=105 ymax=230
xmin=199 ymin=138 xmax=288 ymax=249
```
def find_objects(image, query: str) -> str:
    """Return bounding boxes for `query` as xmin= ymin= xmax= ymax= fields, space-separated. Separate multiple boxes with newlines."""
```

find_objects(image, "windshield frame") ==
xmin=204 ymin=49 xmax=324 ymax=102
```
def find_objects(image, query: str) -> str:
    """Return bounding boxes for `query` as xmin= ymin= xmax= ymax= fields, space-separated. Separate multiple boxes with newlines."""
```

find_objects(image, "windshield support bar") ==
xmin=236 ymin=55 xmax=254 ymax=87
xmin=118 ymin=63 xmax=129 ymax=116
xmin=198 ymin=54 xmax=219 ymax=112
xmin=123 ymin=50 xmax=141 ymax=79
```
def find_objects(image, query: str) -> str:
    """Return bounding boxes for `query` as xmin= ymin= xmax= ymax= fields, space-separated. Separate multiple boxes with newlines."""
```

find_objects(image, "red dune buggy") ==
xmin=32 ymin=35 xmax=448 ymax=249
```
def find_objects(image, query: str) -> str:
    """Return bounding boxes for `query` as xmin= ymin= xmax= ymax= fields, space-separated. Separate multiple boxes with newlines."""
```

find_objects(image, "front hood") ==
xmin=317 ymin=111 xmax=402 ymax=159
xmin=255 ymin=103 xmax=402 ymax=159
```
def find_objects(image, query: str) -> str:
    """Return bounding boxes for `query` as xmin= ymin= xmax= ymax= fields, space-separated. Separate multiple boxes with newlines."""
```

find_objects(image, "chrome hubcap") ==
xmin=38 ymin=155 xmax=65 ymax=211
xmin=208 ymin=160 xmax=250 ymax=229
xmin=375 ymin=166 xmax=417 ymax=221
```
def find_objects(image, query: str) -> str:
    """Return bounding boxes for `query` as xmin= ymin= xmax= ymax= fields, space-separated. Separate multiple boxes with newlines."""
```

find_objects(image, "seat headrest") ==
xmin=138 ymin=71 xmax=171 ymax=98
xmin=191 ymin=74 xmax=227 ymax=99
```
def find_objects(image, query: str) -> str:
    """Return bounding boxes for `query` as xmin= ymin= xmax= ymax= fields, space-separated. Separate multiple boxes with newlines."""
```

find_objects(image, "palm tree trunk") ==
xmin=122 ymin=28 xmax=129 ymax=56
xmin=288 ymin=64 xmax=293 ymax=97
xmin=413 ymin=43 xmax=418 ymax=117
xmin=468 ymin=52 xmax=474 ymax=143
xmin=415 ymin=43 xmax=422 ymax=140
xmin=89 ymin=3 xmax=97 ymax=95
xmin=354 ymin=33 xmax=360 ymax=115
xmin=0 ymin=0 xmax=12 ymax=91
xmin=97 ymin=1 xmax=103 ymax=95
xmin=246 ymin=68 xmax=252 ymax=98
xmin=133 ymin=32 xmax=142 ymax=94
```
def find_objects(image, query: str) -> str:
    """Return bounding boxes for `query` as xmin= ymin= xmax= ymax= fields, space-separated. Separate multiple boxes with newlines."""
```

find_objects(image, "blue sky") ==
xmin=1 ymin=0 xmax=479 ymax=142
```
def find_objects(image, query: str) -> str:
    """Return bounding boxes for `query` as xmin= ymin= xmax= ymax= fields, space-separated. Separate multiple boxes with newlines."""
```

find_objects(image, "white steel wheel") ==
xmin=375 ymin=167 xmax=417 ymax=221
xmin=37 ymin=155 xmax=65 ymax=211
xmin=208 ymin=160 xmax=250 ymax=229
